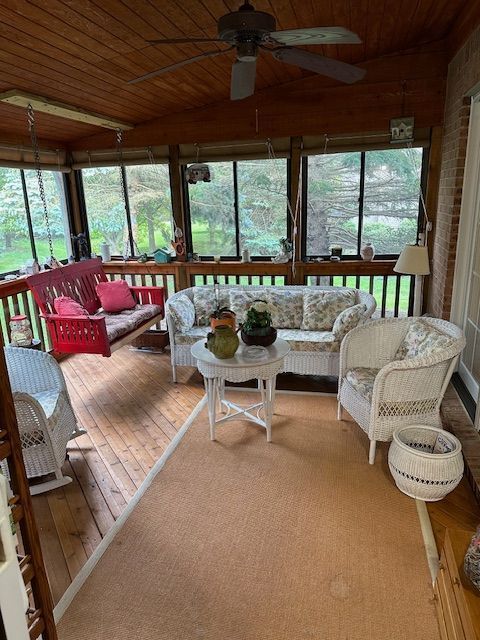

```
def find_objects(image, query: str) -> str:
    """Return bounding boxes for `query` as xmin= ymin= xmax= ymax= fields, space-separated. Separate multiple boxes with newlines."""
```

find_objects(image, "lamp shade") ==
xmin=394 ymin=244 xmax=430 ymax=276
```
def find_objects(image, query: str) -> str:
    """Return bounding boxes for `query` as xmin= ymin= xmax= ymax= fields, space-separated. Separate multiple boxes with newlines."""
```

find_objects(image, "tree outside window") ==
xmin=0 ymin=167 xmax=70 ymax=273
xmin=305 ymin=147 xmax=424 ymax=257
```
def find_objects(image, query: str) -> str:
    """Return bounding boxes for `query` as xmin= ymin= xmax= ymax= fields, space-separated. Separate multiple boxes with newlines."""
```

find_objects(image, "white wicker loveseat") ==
xmin=337 ymin=317 xmax=465 ymax=464
xmin=166 ymin=285 xmax=376 ymax=382
xmin=2 ymin=346 xmax=83 ymax=494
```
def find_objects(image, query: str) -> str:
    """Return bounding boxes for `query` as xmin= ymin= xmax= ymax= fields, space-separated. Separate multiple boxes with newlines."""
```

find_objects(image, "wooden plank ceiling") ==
xmin=0 ymin=0 xmax=473 ymax=144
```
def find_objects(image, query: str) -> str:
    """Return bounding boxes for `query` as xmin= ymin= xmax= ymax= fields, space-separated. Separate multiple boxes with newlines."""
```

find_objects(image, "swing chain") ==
xmin=27 ymin=104 xmax=55 ymax=259
xmin=116 ymin=128 xmax=135 ymax=258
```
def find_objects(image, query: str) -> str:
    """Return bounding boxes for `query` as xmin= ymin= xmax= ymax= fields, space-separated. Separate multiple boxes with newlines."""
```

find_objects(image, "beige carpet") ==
xmin=57 ymin=393 xmax=439 ymax=640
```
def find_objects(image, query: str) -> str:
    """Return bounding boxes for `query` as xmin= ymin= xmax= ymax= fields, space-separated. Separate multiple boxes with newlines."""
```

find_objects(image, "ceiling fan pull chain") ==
xmin=27 ymin=103 xmax=56 ymax=262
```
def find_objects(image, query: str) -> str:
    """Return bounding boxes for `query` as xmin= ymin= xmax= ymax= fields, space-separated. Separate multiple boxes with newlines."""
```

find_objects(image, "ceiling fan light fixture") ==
xmin=237 ymin=42 xmax=258 ymax=62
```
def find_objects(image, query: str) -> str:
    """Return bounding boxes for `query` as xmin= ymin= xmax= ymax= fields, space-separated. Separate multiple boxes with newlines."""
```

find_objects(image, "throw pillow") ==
xmin=395 ymin=319 xmax=454 ymax=360
xmin=168 ymin=294 xmax=195 ymax=332
xmin=96 ymin=280 xmax=136 ymax=313
xmin=332 ymin=303 xmax=367 ymax=341
xmin=229 ymin=290 xmax=261 ymax=324
xmin=301 ymin=289 xmax=356 ymax=331
xmin=54 ymin=296 xmax=89 ymax=316
xmin=192 ymin=287 xmax=229 ymax=326
xmin=267 ymin=290 xmax=304 ymax=328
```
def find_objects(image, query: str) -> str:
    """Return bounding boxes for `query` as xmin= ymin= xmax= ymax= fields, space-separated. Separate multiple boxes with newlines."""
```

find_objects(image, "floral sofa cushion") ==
xmin=193 ymin=287 xmax=229 ymax=326
xmin=168 ymin=294 xmax=195 ymax=332
xmin=266 ymin=290 xmax=304 ymax=329
xmin=277 ymin=329 xmax=340 ymax=352
xmin=332 ymin=303 xmax=367 ymax=341
xmin=345 ymin=367 xmax=380 ymax=402
xmin=229 ymin=290 xmax=263 ymax=324
xmin=301 ymin=289 xmax=356 ymax=331
xmin=174 ymin=327 xmax=339 ymax=352
xmin=101 ymin=304 xmax=162 ymax=342
xmin=175 ymin=326 xmax=210 ymax=345
xmin=395 ymin=319 xmax=454 ymax=360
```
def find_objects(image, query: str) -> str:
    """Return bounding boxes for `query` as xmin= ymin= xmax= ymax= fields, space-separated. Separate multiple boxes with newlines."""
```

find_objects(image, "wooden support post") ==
xmin=67 ymin=167 xmax=83 ymax=236
xmin=423 ymin=126 xmax=443 ymax=313
xmin=168 ymin=145 xmax=189 ymax=277
xmin=0 ymin=333 xmax=57 ymax=639
xmin=289 ymin=137 xmax=303 ymax=285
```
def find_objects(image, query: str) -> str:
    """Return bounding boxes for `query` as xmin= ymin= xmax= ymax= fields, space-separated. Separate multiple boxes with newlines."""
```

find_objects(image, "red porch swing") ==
xmin=25 ymin=111 xmax=164 ymax=357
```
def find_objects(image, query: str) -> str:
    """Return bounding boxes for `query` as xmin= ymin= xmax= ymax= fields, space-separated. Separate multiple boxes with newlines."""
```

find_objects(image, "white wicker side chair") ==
xmin=337 ymin=317 xmax=465 ymax=465
xmin=3 ymin=346 xmax=85 ymax=494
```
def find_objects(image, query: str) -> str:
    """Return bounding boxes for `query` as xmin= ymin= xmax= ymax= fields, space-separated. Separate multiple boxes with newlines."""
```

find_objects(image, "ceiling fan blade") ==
xmin=230 ymin=59 xmax=257 ymax=100
xmin=147 ymin=37 xmax=225 ymax=45
xmin=271 ymin=27 xmax=361 ymax=46
xmin=272 ymin=48 xmax=365 ymax=84
xmin=128 ymin=47 xmax=232 ymax=84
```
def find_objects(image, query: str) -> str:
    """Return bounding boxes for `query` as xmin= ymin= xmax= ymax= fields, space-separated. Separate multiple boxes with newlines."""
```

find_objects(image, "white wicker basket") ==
xmin=388 ymin=425 xmax=464 ymax=501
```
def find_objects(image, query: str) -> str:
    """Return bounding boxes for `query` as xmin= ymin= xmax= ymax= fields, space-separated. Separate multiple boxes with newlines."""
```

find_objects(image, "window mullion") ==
xmin=357 ymin=152 xmax=366 ymax=256
xmin=20 ymin=169 xmax=38 ymax=262
xmin=233 ymin=161 xmax=240 ymax=258
xmin=121 ymin=166 xmax=135 ymax=256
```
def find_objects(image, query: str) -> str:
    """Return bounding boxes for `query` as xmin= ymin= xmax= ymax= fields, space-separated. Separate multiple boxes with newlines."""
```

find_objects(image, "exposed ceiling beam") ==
xmin=68 ymin=45 xmax=447 ymax=152
xmin=0 ymin=90 xmax=134 ymax=131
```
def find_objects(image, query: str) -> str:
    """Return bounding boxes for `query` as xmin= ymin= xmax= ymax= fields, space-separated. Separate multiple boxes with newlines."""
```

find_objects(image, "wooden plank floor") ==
xmin=30 ymin=347 xmax=480 ymax=605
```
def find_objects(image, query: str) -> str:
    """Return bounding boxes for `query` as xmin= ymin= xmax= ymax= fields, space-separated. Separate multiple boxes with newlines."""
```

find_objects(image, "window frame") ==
xmin=0 ymin=168 xmax=74 ymax=277
xmin=184 ymin=159 xmax=291 ymax=261
xmin=301 ymin=147 xmax=429 ymax=260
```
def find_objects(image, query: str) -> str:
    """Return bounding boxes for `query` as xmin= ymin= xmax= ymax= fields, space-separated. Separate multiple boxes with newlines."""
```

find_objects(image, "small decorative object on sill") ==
xmin=464 ymin=526 xmax=480 ymax=592
xmin=171 ymin=238 xmax=186 ymax=262
xmin=71 ymin=232 xmax=90 ymax=261
xmin=329 ymin=256 xmax=340 ymax=262
xmin=272 ymin=237 xmax=293 ymax=264
xmin=241 ymin=248 xmax=251 ymax=263
xmin=205 ymin=324 xmax=239 ymax=359
xmin=330 ymin=245 xmax=343 ymax=258
xmin=100 ymin=242 xmax=111 ymax=262
xmin=10 ymin=315 xmax=33 ymax=347
xmin=213 ymin=255 xmax=221 ymax=263
xmin=241 ymin=299 xmax=277 ymax=347
xmin=192 ymin=252 xmax=200 ymax=262
xmin=24 ymin=258 xmax=40 ymax=275
xmin=137 ymin=253 xmax=148 ymax=263
xmin=360 ymin=242 xmax=375 ymax=261
xmin=153 ymin=248 xmax=171 ymax=264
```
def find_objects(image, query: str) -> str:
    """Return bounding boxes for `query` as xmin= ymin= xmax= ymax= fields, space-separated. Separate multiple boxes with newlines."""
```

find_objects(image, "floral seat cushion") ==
xmin=395 ymin=319 xmax=454 ymax=360
xmin=277 ymin=329 xmax=340 ymax=352
xmin=345 ymin=367 xmax=380 ymax=402
xmin=100 ymin=304 xmax=163 ymax=343
xmin=174 ymin=326 xmax=210 ymax=345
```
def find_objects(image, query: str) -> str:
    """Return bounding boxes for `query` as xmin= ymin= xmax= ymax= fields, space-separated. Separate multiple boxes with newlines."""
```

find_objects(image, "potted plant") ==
xmin=209 ymin=282 xmax=236 ymax=330
xmin=241 ymin=300 xmax=277 ymax=346
xmin=210 ymin=306 xmax=236 ymax=331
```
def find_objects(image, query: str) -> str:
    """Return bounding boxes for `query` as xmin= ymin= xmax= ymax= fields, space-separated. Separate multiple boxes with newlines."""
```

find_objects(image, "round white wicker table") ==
xmin=191 ymin=338 xmax=291 ymax=442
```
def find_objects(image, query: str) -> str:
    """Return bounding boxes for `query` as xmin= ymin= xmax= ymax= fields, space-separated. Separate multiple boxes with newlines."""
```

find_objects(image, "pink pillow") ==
xmin=96 ymin=280 xmax=136 ymax=313
xmin=54 ymin=296 xmax=89 ymax=316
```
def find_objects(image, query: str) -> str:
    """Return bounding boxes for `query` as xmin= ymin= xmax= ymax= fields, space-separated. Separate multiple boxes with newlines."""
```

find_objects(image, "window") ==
xmin=304 ymin=147 xmax=424 ymax=257
xmin=82 ymin=167 xmax=129 ymax=256
xmin=188 ymin=162 xmax=237 ymax=256
xmin=82 ymin=164 xmax=174 ymax=257
xmin=186 ymin=159 xmax=288 ymax=258
xmin=0 ymin=167 xmax=71 ymax=274
xmin=24 ymin=170 xmax=71 ymax=263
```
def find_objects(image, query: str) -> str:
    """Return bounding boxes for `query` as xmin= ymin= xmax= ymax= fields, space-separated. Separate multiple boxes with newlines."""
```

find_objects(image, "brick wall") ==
xmin=428 ymin=28 xmax=480 ymax=318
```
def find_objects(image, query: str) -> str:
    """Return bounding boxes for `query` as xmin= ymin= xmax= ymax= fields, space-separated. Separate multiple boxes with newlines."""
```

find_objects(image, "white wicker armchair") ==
xmin=2 ymin=346 xmax=84 ymax=494
xmin=337 ymin=317 xmax=465 ymax=465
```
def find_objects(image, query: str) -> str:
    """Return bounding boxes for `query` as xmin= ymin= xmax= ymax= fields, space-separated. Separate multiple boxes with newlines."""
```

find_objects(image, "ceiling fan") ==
xmin=128 ymin=1 xmax=366 ymax=100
